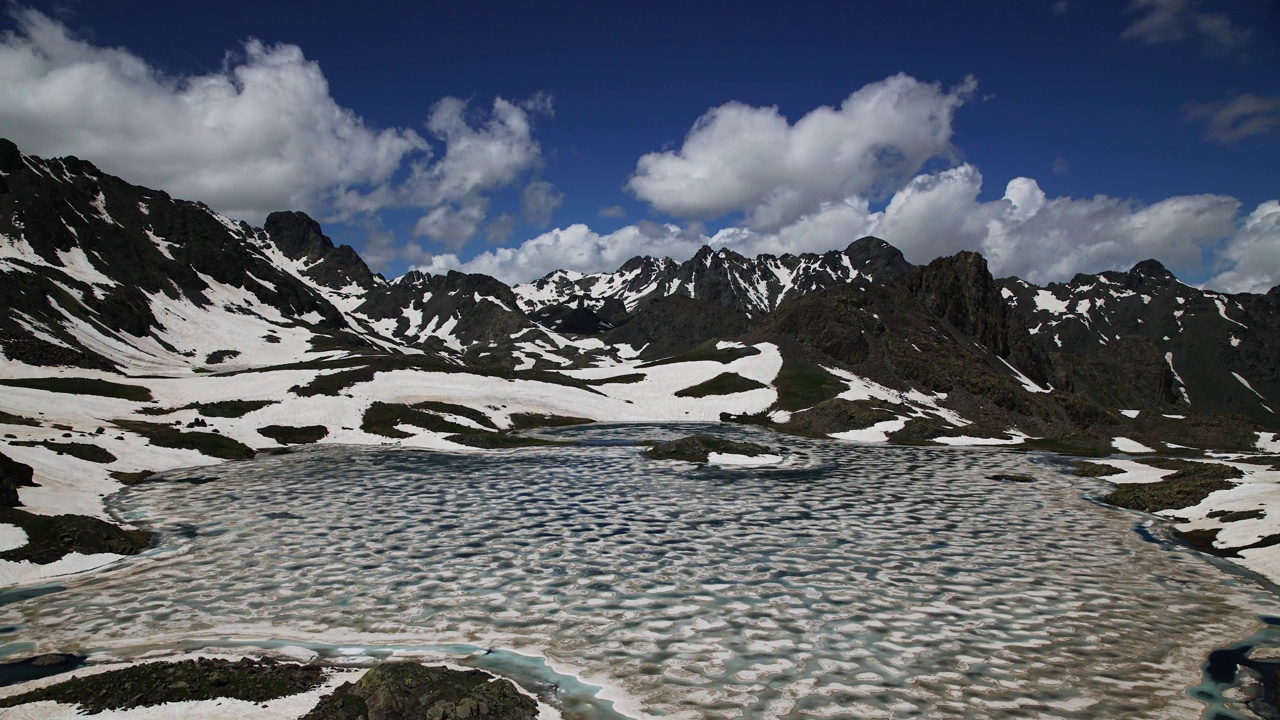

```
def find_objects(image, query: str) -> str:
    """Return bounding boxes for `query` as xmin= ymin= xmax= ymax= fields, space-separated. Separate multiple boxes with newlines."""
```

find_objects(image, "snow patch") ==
xmin=1119 ymin=410 xmax=1140 ymax=418
xmin=0 ymin=524 xmax=28 ymax=552
xmin=830 ymin=417 xmax=909 ymax=443
xmin=708 ymin=452 xmax=784 ymax=466
xmin=1112 ymin=437 xmax=1154 ymax=453
xmin=1033 ymin=290 xmax=1068 ymax=314
xmin=0 ymin=552 xmax=125 ymax=587
xmin=1232 ymin=372 xmax=1268 ymax=402
xmin=1258 ymin=432 xmax=1280 ymax=453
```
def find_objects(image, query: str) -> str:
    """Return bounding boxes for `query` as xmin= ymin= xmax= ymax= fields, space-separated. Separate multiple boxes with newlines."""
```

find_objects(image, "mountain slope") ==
xmin=1000 ymin=261 xmax=1280 ymax=424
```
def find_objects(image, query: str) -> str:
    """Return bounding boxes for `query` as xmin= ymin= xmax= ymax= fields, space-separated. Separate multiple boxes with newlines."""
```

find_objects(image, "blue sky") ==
xmin=1 ymin=1 xmax=1277 ymax=290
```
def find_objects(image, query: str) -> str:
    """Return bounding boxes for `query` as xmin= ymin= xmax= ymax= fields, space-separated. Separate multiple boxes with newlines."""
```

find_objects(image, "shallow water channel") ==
xmin=3 ymin=423 xmax=1280 ymax=719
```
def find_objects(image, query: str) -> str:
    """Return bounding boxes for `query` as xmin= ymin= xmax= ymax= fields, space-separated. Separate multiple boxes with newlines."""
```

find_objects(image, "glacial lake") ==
xmin=3 ymin=423 xmax=1280 ymax=719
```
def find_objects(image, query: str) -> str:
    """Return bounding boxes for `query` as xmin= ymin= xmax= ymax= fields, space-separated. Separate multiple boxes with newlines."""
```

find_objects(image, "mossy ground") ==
xmin=9 ymin=441 xmax=115 ymax=463
xmin=772 ymin=359 xmax=845 ymax=412
xmin=638 ymin=344 xmax=760 ymax=368
xmin=111 ymin=420 xmax=254 ymax=460
xmin=1102 ymin=459 xmax=1242 ymax=513
xmin=675 ymin=373 xmax=768 ymax=398
xmin=0 ymin=508 xmax=150 ymax=564
xmin=302 ymin=662 xmax=537 ymax=720
xmin=508 ymin=413 xmax=593 ymax=429
xmin=0 ymin=658 xmax=325 ymax=713
xmin=257 ymin=425 xmax=328 ymax=445
xmin=0 ymin=377 xmax=153 ymax=402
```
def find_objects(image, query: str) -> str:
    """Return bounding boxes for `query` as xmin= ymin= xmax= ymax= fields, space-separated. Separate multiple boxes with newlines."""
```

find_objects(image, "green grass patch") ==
xmin=203 ymin=349 xmax=241 ymax=365
xmin=10 ymin=441 xmax=116 ymax=463
xmin=638 ymin=345 xmax=760 ymax=368
xmin=286 ymin=354 xmax=478 ymax=397
xmin=1102 ymin=459 xmax=1242 ymax=513
xmin=1208 ymin=508 xmax=1265 ymax=522
xmin=581 ymin=373 xmax=646 ymax=385
xmin=508 ymin=413 xmax=594 ymax=430
xmin=193 ymin=400 xmax=276 ymax=418
xmin=360 ymin=402 xmax=476 ymax=439
xmin=0 ymin=377 xmax=153 ymax=402
xmin=290 ymin=366 xmax=378 ymax=397
xmin=0 ymin=410 xmax=40 ymax=427
xmin=112 ymin=420 xmax=254 ymax=460
xmin=257 ymin=425 xmax=328 ymax=445
xmin=513 ymin=370 xmax=604 ymax=395
xmin=1072 ymin=460 xmax=1124 ymax=478
xmin=772 ymin=359 xmax=845 ymax=412
xmin=413 ymin=401 xmax=498 ymax=430
xmin=674 ymin=372 xmax=768 ymax=398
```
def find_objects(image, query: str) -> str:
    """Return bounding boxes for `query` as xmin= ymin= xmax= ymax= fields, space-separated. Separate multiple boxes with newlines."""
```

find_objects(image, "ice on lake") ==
xmin=2 ymin=423 xmax=1278 ymax=719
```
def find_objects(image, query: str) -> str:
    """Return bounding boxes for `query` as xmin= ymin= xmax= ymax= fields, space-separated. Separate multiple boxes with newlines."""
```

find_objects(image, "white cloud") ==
xmin=0 ymin=8 xmax=551 ymax=252
xmin=427 ymin=163 xmax=1271 ymax=291
xmin=626 ymin=74 xmax=975 ymax=230
xmin=406 ymin=96 xmax=547 ymax=207
xmin=484 ymin=213 xmax=515 ymax=245
xmin=1185 ymin=93 xmax=1280 ymax=145
xmin=1206 ymin=201 xmax=1280 ymax=294
xmin=0 ymin=8 xmax=428 ymax=224
xmin=598 ymin=205 xmax=626 ymax=219
xmin=416 ymin=223 xmax=707 ymax=282
xmin=1121 ymin=0 xmax=1252 ymax=55
xmin=520 ymin=180 xmax=564 ymax=228
xmin=412 ymin=197 xmax=488 ymax=250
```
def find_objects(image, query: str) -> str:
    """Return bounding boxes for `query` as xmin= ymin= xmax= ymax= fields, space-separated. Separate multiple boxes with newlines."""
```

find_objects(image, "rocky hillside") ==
xmin=1000 ymin=263 xmax=1280 ymax=424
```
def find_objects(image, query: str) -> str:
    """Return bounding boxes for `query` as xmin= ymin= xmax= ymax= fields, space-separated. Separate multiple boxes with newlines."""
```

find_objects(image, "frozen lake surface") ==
xmin=3 ymin=423 xmax=1279 ymax=719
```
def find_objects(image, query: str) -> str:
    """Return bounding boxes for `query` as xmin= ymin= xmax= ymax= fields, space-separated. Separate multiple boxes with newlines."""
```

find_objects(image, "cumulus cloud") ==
xmin=405 ymin=96 xmax=547 ymax=208
xmin=417 ymin=223 xmax=708 ymax=282
xmin=1207 ymin=201 xmax=1280 ymax=294
xmin=424 ymin=162 xmax=1272 ymax=290
xmin=0 ymin=8 xmax=428 ymax=224
xmin=412 ymin=197 xmax=488 ymax=250
xmin=520 ymin=180 xmax=564 ymax=228
xmin=626 ymin=74 xmax=975 ymax=231
xmin=0 ymin=8 xmax=551 ymax=252
xmin=1121 ymin=0 xmax=1252 ymax=55
xmin=484 ymin=213 xmax=515 ymax=246
xmin=1185 ymin=93 xmax=1280 ymax=145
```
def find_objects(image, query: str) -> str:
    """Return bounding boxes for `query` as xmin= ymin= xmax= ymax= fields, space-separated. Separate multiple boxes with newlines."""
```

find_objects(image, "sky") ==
xmin=0 ymin=1 xmax=1278 ymax=292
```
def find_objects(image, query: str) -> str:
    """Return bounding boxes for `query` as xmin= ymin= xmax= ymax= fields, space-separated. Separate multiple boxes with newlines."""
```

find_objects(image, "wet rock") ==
xmin=302 ymin=662 xmax=537 ymax=720
xmin=645 ymin=434 xmax=772 ymax=463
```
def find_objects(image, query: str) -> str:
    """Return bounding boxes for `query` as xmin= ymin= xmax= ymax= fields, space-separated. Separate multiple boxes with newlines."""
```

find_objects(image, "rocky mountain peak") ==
xmin=263 ymin=211 xmax=331 ymax=261
xmin=1128 ymin=259 xmax=1175 ymax=284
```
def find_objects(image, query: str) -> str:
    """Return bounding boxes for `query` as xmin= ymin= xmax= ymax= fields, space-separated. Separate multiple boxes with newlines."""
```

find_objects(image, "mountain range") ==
xmin=2 ymin=136 xmax=1280 ymax=584
xmin=2 ymin=137 xmax=1276 ymax=436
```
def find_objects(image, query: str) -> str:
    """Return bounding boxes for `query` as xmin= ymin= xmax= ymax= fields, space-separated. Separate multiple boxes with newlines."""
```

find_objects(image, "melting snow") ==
xmin=1214 ymin=297 xmax=1247 ymax=328
xmin=1233 ymin=372 xmax=1269 ymax=403
xmin=1033 ymin=290 xmax=1068 ymax=314
xmin=1112 ymin=437 xmax=1154 ymax=453
xmin=830 ymin=417 xmax=909 ymax=443
xmin=1120 ymin=410 xmax=1140 ymax=418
